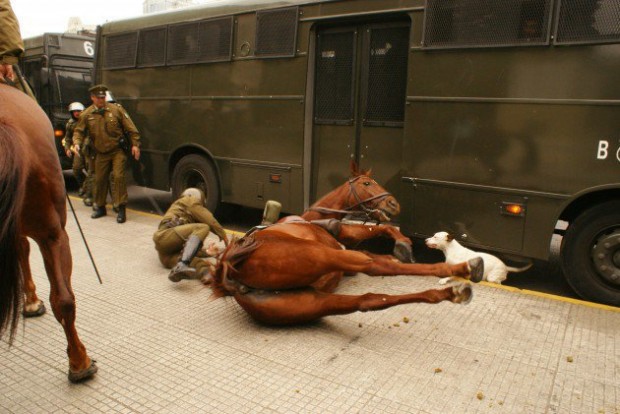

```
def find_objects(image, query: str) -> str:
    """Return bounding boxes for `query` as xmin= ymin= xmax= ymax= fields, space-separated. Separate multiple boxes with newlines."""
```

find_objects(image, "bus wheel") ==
xmin=561 ymin=201 xmax=620 ymax=306
xmin=171 ymin=154 xmax=220 ymax=212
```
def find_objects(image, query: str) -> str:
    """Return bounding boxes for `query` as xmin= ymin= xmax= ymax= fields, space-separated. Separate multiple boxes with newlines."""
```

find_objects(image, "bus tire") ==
xmin=560 ymin=200 xmax=620 ymax=306
xmin=171 ymin=154 xmax=220 ymax=212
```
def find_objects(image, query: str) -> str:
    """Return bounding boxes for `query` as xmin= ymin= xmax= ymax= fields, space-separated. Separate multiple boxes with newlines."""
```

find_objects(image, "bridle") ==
xmin=307 ymin=176 xmax=392 ymax=220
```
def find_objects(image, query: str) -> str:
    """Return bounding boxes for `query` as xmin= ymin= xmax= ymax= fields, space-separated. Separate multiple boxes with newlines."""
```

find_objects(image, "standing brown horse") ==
xmin=279 ymin=162 xmax=415 ymax=262
xmin=0 ymin=84 xmax=97 ymax=382
xmin=209 ymin=165 xmax=484 ymax=325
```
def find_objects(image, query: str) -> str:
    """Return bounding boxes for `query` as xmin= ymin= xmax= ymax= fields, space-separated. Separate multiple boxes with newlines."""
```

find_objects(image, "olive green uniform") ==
xmin=0 ymin=0 xmax=34 ymax=98
xmin=72 ymin=103 xmax=140 ymax=208
xmin=153 ymin=196 xmax=227 ymax=274
xmin=63 ymin=117 xmax=87 ymax=193
xmin=0 ymin=0 xmax=23 ymax=66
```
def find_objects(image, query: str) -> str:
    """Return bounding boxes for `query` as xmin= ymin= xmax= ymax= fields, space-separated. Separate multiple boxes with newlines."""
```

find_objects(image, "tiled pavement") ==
xmin=1 ymin=198 xmax=619 ymax=414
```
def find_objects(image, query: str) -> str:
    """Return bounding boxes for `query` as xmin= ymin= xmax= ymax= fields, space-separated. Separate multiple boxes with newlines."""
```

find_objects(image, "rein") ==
xmin=307 ymin=176 xmax=391 ymax=220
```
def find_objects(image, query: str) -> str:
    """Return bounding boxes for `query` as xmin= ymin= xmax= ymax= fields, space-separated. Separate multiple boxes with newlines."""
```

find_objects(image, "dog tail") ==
xmin=505 ymin=263 xmax=533 ymax=273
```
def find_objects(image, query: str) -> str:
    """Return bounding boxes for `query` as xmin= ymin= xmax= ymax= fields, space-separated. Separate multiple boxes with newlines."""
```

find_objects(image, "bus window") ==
xmin=53 ymin=69 xmax=91 ymax=116
xmin=423 ymin=0 xmax=552 ymax=48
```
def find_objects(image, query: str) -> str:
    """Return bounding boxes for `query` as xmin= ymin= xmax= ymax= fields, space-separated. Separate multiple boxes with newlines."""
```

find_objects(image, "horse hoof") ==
xmin=68 ymin=359 xmax=98 ymax=383
xmin=468 ymin=257 xmax=484 ymax=283
xmin=393 ymin=241 xmax=415 ymax=263
xmin=452 ymin=284 xmax=473 ymax=305
xmin=23 ymin=301 xmax=46 ymax=318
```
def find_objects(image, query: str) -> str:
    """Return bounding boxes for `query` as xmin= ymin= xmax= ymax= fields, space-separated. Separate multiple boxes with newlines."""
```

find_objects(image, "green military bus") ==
xmin=22 ymin=32 xmax=96 ymax=169
xmin=95 ymin=0 xmax=620 ymax=306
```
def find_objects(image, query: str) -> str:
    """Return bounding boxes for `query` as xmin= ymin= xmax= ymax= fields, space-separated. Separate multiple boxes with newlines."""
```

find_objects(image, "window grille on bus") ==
xmin=314 ymin=31 xmax=355 ymax=125
xmin=167 ymin=17 xmax=233 ymax=65
xmin=364 ymin=26 xmax=409 ymax=127
xmin=555 ymin=0 xmax=620 ymax=45
xmin=137 ymin=27 xmax=166 ymax=68
xmin=255 ymin=7 xmax=298 ymax=58
xmin=423 ymin=0 xmax=553 ymax=48
xmin=104 ymin=32 xmax=138 ymax=70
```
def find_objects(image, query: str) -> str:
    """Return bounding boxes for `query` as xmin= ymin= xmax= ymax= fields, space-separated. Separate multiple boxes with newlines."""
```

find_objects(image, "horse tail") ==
xmin=0 ymin=124 xmax=25 ymax=344
xmin=212 ymin=236 xmax=262 ymax=298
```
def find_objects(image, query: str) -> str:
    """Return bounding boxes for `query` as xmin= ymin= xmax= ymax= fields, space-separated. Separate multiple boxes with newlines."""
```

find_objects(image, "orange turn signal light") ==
xmin=54 ymin=129 xmax=64 ymax=138
xmin=501 ymin=202 xmax=525 ymax=217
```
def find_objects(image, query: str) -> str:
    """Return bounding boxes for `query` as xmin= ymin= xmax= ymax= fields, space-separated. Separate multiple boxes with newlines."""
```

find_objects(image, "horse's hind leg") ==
xmin=20 ymin=237 xmax=46 ymax=317
xmin=35 ymin=229 xmax=97 ymax=383
xmin=233 ymin=283 xmax=472 ymax=326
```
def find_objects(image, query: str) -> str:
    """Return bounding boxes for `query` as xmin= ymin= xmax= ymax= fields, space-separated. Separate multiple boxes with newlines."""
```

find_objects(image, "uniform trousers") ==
xmin=94 ymin=148 xmax=127 ymax=208
xmin=152 ymin=223 xmax=212 ymax=274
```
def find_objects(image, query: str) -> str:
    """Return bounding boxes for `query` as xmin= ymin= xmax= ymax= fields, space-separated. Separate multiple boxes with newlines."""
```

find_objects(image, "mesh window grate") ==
xmin=138 ymin=27 xmax=166 ymax=67
xmin=424 ymin=0 xmax=553 ymax=48
xmin=255 ymin=7 xmax=298 ymax=57
xmin=104 ymin=32 xmax=138 ymax=69
xmin=167 ymin=22 xmax=201 ymax=65
xmin=197 ymin=18 xmax=233 ymax=62
xmin=555 ymin=0 xmax=620 ymax=44
xmin=314 ymin=31 xmax=355 ymax=124
xmin=167 ymin=18 xmax=232 ymax=65
xmin=364 ymin=27 xmax=409 ymax=126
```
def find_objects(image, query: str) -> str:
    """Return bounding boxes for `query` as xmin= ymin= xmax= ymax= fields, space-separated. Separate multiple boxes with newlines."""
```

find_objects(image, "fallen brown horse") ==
xmin=209 ymin=166 xmax=484 ymax=325
xmin=0 ymin=83 xmax=97 ymax=382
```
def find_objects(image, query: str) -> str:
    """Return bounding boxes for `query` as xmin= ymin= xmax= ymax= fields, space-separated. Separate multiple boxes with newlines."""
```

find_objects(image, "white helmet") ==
xmin=105 ymin=91 xmax=116 ymax=103
xmin=68 ymin=102 xmax=85 ymax=112
xmin=181 ymin=188 xmax=205 ymax=205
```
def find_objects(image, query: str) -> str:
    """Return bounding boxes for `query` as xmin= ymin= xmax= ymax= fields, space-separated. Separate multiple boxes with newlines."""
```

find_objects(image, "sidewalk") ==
xmin=1 ymin=199 xmax=618 ymax=414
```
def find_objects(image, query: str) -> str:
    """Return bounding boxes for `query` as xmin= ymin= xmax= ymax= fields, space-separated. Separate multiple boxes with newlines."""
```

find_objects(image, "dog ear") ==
xmin=447 ymin=233 xmax=455 ymax=242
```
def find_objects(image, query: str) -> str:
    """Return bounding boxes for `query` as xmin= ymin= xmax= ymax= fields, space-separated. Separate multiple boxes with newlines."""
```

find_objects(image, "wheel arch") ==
xmin=558 ymin=187 xmax=620 ymax=224
xmin=168 ymin=144 xmax=221 ymax=198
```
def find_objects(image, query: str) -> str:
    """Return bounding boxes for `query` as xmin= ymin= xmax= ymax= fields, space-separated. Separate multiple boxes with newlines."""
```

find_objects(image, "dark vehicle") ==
xmin=21 ymin=33 xmax=95 ymax=169
xmin=95 ymin=0 xmax=620 ymax=306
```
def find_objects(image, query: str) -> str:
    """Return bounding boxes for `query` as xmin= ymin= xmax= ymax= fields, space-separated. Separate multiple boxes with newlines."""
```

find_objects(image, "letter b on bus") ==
xmin=597 ymin=140 xmax=609 ymax=160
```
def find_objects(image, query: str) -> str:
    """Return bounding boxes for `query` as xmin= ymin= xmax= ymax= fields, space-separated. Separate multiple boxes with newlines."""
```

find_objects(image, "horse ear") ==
xmin=363 ymin=167 xmax=372 ymax=176
xmin=447 ymin=233 xmax=454 ymax=242
xmin=350 ymin=159 xmax=360 ymax=176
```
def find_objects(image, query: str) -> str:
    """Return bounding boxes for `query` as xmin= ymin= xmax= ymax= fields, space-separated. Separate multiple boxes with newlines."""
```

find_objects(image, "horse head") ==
xmin=304 ymin=161 xmax=401 ymax=222
xmin=346 ymin=160 xmax=400 ymax=222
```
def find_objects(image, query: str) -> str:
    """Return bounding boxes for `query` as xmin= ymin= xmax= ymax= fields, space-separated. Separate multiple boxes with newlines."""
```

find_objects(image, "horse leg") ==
xmin=323 ymin=248 xmax=483 ymax=281
xmin=20 ymin=237 xmax=46 ymax=317
xmin=335 ymin=224 xmax=414 ymax=263
xmin=35 ymin=229 xmax=97 ymax=382
xmin=232 ymin=283 xmax=472 ymax=326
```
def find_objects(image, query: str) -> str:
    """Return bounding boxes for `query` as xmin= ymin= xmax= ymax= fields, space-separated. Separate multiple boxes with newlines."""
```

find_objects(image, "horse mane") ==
xmin=211 ymin=235 xmax=262 ymax=298
xmin=0 ymin=123 xmax=25 ymax=344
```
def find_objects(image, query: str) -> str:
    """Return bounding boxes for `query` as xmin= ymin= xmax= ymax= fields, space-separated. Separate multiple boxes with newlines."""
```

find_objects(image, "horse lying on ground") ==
xmin=210 ymin=226 xmax=482 ymax=325
xmin=204 ymin=164 xmax=483 ymax=325
xmin=0 ymin=83 xmax=97 ymax=382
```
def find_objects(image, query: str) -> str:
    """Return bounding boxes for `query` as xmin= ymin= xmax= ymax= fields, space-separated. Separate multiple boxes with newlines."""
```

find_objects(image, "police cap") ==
xmin=89 ymin=84 xmax=108 ymax=97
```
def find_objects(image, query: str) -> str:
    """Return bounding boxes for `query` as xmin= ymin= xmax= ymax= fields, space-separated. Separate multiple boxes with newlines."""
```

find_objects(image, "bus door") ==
xmin=311 ymin=21 xmax=410 ymax=203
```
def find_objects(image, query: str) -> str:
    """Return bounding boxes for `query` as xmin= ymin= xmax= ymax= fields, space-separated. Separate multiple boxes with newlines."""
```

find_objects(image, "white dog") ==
xmin=425 ymin=231 xmax=532 ymax=284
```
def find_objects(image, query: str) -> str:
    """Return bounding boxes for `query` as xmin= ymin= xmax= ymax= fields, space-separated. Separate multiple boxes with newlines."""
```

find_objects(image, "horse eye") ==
xmin=363 ymin=181 xmax=371 ymax=186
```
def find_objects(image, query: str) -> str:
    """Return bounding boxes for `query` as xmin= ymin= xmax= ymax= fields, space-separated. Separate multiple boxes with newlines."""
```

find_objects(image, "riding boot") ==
xmin=116 ymin=205 xmax=126 ymax=223
xmin=168 ymin=235 xmax=203 ymax=282
xmin=83 ymin=197 xmax=93 ymax=207
xmin=91 ymin=206 xmax=106 ymax=219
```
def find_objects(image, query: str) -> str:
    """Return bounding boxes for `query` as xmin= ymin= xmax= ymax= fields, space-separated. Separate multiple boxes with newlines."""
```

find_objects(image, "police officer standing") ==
xmin=63 ymin=102 xmax=87 ymax=196
xmin=73 ymin=84 xmax=141 ymax=223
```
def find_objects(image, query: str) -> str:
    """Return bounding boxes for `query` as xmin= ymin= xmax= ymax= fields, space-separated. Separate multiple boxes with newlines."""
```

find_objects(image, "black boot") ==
xmin=91 ymin=207 xmax=106 ymax=219
xmin=169 ymin=235 xmax=203 ymax=282
xmin=116 ymin=205 xmax=126 ymax=223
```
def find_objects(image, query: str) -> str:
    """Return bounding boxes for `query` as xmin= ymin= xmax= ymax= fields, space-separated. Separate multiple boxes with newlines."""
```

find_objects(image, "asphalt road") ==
xmin=64 ymin=173 xmax=580 ymax=301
